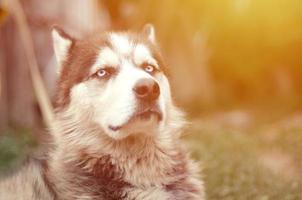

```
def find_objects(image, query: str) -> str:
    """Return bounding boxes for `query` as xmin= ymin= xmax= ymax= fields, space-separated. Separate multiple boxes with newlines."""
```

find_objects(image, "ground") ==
xmin=185 ymin=112 xmax=302 ymax=200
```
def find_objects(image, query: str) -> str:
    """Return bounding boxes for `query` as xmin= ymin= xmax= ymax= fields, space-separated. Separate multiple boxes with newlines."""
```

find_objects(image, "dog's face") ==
xmin=53 ymin=25 xmax=182 ymax=140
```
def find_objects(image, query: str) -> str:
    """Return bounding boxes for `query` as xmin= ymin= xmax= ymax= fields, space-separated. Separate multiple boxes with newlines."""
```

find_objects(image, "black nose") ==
xmin=133 ymin=78 xmax=160 ymax=101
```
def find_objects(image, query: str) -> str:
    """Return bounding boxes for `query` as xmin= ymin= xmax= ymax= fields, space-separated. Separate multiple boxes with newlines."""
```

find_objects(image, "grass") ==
xmin=0 ymin=118 xmax=302 ymax=199
xmin=185 ymin=118 xmax=302 ymax=200
xmin=0 ymin=128 xmax=37 ymax=175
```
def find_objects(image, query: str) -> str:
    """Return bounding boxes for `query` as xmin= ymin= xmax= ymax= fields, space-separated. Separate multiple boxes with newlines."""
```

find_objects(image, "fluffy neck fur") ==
xmin=46 ymin=106 xmax=202 ymax=199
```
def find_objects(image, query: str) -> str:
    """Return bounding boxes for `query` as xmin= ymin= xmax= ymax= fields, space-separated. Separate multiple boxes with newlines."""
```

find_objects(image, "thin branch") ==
xmin=6 ymin=0 xmax=54 ymax=127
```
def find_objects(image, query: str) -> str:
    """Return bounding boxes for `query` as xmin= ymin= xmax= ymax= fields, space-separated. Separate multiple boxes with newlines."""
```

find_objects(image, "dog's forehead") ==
xmin=108 ymin=33 xmax=153 ymax=60
xmin=109 ymin=33 xmax=133 ymax=55
xmin=90 ymin=33 xmax=157 ymax=73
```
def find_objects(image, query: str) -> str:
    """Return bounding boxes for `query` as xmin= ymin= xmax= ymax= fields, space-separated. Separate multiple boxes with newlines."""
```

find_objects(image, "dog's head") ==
xmin=52 ymin=25 xmax=184 ymax=140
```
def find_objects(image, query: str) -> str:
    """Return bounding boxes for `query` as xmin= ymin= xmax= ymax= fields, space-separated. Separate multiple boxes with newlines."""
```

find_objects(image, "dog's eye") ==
xmin=142 ymin=63 xmax=157 ymax=74
xmin=144 ymin=65 xmax=154 ymax=73
xmin=95 ymin=67 xmax=115 ymax=79
xmin=97 ymin=69 xmax=108 ymax=77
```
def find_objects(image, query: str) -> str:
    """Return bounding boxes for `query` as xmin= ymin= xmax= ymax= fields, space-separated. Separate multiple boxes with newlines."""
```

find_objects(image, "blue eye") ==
xmin=97 ymin=69 xmax=108 ymax=77
xmin=95 ymin=67 xmax=116 ymax=79
xmin=144 ymin=65 xmax=154 ymax=73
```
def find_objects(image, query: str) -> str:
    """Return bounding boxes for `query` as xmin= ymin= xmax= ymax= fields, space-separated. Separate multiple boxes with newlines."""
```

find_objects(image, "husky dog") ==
xmin=0 ymin=25 xmax=204 ymax=200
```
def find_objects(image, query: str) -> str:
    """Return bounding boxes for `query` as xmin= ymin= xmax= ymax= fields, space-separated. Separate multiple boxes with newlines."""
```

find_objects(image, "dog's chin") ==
xmin=105 ymin=111 xmax=162 ymax=140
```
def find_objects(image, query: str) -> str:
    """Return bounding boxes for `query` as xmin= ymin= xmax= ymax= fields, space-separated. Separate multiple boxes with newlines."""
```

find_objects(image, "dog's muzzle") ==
xmin=108 ymin=78 xmax=162 ymax=132
xmin=109 ymin=105 xmax=162 ymax=132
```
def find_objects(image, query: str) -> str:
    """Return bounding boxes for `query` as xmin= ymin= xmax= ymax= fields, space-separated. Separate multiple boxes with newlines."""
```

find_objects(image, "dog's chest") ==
xmin=50 ymin=147 xmax=202 ymax=199
xmin=85 ymin=153 xmax=199 ymax=200
xmin=127 ymin=187 xmax=201 ymax=200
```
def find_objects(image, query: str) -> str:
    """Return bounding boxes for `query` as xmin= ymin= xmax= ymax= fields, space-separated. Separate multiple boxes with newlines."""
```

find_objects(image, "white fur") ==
xmin=110 ymin=33 xmax=133 ymax=55
xmin=134 ymin=44 xmax=158 ymax=68
xmin=68 ymin=39 xmax=168 ymax=140
xmin=143 ymin=24 xmax=156 ymax=43
xmin=0 ymin=160 xmax=54 ymax=200
xmin=90 ymin=47 xmax=119 ymax=74
xmin=71 ymin=59 xmax=161 ymax=140
xmin=52 ymin=29 xmax=72 ymax=73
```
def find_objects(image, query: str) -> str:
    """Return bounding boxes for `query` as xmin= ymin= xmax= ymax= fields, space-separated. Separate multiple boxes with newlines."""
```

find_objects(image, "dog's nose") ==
xmin=133 ymin=78 xmax=160 ymax=101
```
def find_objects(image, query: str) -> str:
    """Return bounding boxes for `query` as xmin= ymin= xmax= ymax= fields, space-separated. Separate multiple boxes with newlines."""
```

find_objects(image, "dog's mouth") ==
xmin=109 ymin=107 xmax=162 ymax=131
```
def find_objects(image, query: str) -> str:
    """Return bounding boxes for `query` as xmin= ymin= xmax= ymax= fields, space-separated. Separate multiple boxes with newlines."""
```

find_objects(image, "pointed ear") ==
xmin=142 ymin=23 xmax=156 ymax=43
xmin=52 ymin=26 xmax=73 ymax=73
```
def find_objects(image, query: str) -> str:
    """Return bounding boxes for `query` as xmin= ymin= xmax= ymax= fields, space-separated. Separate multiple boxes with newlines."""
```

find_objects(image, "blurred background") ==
xmin=0 ymin=0 xmax=302 ymax=199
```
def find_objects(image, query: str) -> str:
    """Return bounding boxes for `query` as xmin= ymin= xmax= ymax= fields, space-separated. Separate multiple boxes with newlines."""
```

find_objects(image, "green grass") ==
xmin=0 ymin=128 xmax=37 ymax=174
xmin=186 ymin=121 xmax=302 ymax=200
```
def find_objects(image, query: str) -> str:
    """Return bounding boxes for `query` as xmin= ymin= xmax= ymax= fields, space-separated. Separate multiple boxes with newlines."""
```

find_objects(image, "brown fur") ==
xmin=0 ymin=28 xmax=205 ymax=200
xmin=45 ymin=115 xmax=204 ymax=199
xmin=55 ymin=32 xmax=167 ymax=109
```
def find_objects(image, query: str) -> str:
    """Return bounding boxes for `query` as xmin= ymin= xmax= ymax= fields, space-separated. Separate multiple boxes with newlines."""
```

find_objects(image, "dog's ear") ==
xmin=52 ymin=26 xmax=74 ymax=73
xmin=142 ymin=23 xmax=156 ymax=44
